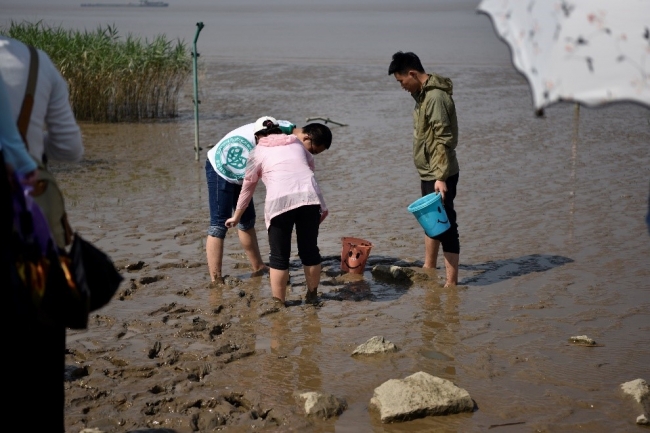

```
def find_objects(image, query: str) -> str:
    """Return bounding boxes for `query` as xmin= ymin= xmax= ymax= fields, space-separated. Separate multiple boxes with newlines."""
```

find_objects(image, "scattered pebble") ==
xmin=569 ymin=335 xmax=597 ymax=346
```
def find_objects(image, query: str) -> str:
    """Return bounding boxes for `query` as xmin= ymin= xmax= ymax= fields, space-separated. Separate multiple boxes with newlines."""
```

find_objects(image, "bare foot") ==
xmin=305 ymin=289 xmax=318 ymax=305
xmin=420 ymin=266 xmax=439 ymax=276
xmin=443 ymin=282 xmax=457 ymax=288
xmin=209 ymin=277 xmax=225 ymax=288
xmin=251 ymin=266 xmax=269 ymax=277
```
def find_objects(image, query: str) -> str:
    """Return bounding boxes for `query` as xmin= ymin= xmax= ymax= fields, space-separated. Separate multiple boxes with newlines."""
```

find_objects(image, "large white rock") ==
xmin=621 ymin=379 xmax=650 ymax=404
xmin=295 ymin=391 xmax=347 ymax=419
xmin=352 ymin=336 xmax=398 ymax=356
xmin=370 ymin=371 xmax=473 ymax=423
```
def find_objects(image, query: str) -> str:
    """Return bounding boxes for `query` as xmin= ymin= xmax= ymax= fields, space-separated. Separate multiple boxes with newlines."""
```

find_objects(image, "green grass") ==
xmin=2 ymin=21 xmax=192 ymax=122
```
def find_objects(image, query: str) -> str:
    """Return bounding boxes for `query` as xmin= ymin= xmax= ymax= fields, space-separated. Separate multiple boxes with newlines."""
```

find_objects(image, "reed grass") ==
xmin=1 ymin=21 xmax=192 ymax=122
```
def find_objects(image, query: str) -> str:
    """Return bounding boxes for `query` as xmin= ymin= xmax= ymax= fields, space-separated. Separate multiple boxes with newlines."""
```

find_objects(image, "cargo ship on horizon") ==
xmin=81 ymin=0 xmax=168 ymax=7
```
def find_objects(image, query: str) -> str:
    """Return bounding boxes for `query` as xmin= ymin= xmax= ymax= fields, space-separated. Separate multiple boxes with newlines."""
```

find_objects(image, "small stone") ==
xmin=371 ymin=265 xmax=415 ymax=282
xmin=295 ymin=391 xmax=347 ymax=419
xmin=352 ymin=336 xmax=399 ymax=356
xmin=569 ymin=335 xmax=596 ymax=346
xmin=637 ymin=414 xmax=649 ymax=425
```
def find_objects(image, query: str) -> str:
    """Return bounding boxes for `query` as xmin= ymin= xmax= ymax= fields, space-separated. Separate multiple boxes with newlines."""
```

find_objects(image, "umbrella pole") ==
xmin=569 ymin=103 xmax=580 ymax=245
xmin=572 ymin=104 xmax=580 ymax=163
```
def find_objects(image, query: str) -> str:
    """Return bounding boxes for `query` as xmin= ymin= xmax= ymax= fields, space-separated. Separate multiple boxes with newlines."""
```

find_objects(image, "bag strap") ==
xmin=16 ymin=44 xmax=39 ymax=150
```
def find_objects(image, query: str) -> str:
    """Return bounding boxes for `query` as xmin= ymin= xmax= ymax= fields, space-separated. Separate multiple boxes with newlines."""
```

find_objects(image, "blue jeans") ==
xmin=206 ymin=159 xmax=256 ymax=239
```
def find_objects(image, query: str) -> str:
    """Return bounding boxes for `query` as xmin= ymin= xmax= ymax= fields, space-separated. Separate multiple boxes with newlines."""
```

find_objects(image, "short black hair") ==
xmin=388 ymin=51 xmax=425 ymax=75
xmin=302 ymin=123 xmax=332 ymax=149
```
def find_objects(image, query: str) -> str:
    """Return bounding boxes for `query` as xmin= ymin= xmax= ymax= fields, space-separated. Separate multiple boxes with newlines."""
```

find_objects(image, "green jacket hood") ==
xmin=414 ymin=73 xmax=453 ymax=100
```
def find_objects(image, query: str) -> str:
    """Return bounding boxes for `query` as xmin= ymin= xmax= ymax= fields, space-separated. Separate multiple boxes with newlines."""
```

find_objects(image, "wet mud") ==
xmin=53 ymin=60 xmax=650 ymax=432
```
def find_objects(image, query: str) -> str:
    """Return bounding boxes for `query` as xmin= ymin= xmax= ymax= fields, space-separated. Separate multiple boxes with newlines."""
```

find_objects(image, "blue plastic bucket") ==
xmin=407 ymin=193 xmax=451 ymax=237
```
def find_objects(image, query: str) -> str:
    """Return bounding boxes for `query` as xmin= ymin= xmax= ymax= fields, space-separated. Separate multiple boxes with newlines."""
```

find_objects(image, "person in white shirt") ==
xmin=0 ymin=35 xmax=83 ymax=165
xmin=1 ymin=35 xmax=82 ymax=433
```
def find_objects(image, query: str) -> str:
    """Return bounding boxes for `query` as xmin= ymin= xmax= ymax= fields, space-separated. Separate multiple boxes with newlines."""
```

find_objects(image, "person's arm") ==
xmin=226 ymin=207 xmax=247 ymax=228
xmin=303 ymin=146 xmax=315 ymax=171
xmin=308 ymin=151 xmax=315 ymax=171
xmin=302 ymin=146 xmax=325 ymax=220
xmin=427 ymin=95 xmax=455 ymax=175
xmin=312 ymin=178 xmax=328 ymax=223
xmin=425 ymin=93 xmax=454 ymax=198
xmin=0 ymin=78 xmax=37 ymax=176
xmin=225 ymin=177 xmax=258 ymax=228
xmin=225 ymin=150 xmax=261 ymax=228
xmin=319 ymin=204 xmax=328 ymax=224
xmin=42 ymin=53 xmax=83 ymax=162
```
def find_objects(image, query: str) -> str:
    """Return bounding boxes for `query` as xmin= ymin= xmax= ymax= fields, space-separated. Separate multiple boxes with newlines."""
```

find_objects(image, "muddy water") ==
xmin=51 ymin=59 xmax=650 ymax=432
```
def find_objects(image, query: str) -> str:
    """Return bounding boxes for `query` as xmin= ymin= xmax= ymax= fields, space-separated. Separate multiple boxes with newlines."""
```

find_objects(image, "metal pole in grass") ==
xmin=192 ymin=22 xmax=205 ymax=161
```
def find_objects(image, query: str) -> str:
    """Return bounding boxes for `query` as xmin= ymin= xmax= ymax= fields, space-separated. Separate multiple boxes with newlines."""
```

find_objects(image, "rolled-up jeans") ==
xmin=205 ymin=159 xmax=255 ymax=238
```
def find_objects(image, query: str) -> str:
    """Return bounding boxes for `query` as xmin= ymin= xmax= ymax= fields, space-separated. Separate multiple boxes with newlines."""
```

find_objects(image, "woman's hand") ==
xmin=225 ymin=217 xmax=239 ymax=228
xmin=225 ymin=208 xmax=246 ymax=228
xmin=319 ymin=209 xmax=328 ymax=224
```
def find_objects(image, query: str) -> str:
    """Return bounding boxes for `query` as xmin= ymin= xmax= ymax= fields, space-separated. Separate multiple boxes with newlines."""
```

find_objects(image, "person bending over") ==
xmin=225 ymin=117 xmax=331 ymax=304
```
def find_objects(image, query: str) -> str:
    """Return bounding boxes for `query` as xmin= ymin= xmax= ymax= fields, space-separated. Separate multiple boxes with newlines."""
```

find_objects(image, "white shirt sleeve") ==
xmin=41 ymin=52 xmax=83 ymax=162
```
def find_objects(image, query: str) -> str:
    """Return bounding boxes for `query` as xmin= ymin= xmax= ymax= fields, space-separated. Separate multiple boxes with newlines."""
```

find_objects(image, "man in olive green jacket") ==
xmin=389 ymin=51 xmax=460 ymax=287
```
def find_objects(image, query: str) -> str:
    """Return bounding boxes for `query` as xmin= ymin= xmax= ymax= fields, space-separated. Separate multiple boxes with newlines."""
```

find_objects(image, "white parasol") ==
xmin=477 ymin=0 xmax=650 ymax=115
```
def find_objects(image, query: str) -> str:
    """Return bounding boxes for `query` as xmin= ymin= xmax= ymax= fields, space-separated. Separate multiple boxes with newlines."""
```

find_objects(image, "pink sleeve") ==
xmin=315 ymin=183 xmax=327 ymax=212
xmin=236 ymin=178 xmax=257 ymax=210
xmin=303 ymin=146 xmax=315 ymax=171
xmin=305 ymin=149 xmax=316 ymax=171
xmin=235 ymin=149 xmax=261 ymax=210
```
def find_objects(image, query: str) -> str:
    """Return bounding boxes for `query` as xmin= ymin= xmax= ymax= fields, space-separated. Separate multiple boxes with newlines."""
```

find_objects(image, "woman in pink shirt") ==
xmin=226 ymin=117 xmax=331 ymax=306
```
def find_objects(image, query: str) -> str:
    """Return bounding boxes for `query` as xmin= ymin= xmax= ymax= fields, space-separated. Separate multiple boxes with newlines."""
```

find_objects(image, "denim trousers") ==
xmin=206 ymin=159 xmax=255 ymax=238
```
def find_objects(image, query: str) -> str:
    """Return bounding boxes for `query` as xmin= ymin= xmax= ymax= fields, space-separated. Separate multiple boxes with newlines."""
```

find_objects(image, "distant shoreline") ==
xmin=80 ymin=1 xmax=168 ymax=7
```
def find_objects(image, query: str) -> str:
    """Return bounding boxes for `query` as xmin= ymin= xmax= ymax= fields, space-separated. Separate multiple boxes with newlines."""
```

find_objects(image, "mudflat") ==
xmin=50 ymin=58 xmax=650 ymax=432
xmin=6 ymin=2 xmax=645 ymax=431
